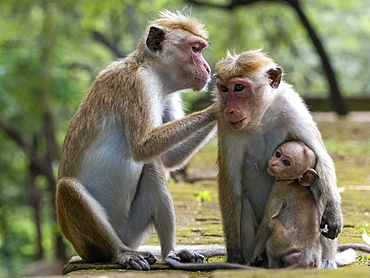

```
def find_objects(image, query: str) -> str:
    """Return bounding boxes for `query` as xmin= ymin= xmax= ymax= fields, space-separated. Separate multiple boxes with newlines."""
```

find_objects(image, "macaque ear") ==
xmin=267 ymin=67 xmax=282 ymax=89
xmin=299 ymin=169 xmax=319 ymax=187
xmin=146 ymin=26 xmax=165 ymax=52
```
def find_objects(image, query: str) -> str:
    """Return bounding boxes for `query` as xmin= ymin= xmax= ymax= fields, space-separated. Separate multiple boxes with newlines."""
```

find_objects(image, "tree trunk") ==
xmin=187 ymin=0 xmax=348 ymax=115
xmin=287 ymin=0 xmax=347 ymax=115
xmin=39 ymin=0 xmax=67 ymax=262
xmin=28 ymin=157 xmax=44 ymax=260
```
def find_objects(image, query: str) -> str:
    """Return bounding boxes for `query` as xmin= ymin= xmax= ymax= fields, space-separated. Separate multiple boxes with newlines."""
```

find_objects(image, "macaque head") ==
xmin=215 ymin=50 xmax=282 ymax=130
xmin=141 ymin=10 xmax=211 ymax=92
xmin=268 ymin=141 xmax=318 ymax=186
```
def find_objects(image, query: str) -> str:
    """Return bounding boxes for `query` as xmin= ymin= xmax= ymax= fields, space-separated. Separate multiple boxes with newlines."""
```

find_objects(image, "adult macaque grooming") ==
xmin=56 ymin=11 xmax=217 ymax=270
xmin=250 ymin=141 xmax=321 ymax=268
xmin=216 ymin=50 xmax=342 ymax=268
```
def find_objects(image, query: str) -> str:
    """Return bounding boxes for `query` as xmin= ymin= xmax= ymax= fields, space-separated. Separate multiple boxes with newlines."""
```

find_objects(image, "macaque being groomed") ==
xmin=215 ymin=50 xmax=342 ymax=268
xmin=166 ymin=50 xmax=370 ymax=272
xmin=166 ymin=139 xmax=369 ymax=271
xmin=56 ymin=11 xmax=217 ymax=270
xmin=250 ymin=141 xmax=322 ymax=268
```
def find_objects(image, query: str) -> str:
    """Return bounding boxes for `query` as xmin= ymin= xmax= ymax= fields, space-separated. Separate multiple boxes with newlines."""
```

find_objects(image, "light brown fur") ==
xmin=56 ymin=11 xmax=216 ymax=270
xmin=251 ymin=141 xmax=321 ymax=268
xmin=150 ymin=10 xmax=209 ymax=40
xmin=216 ymin=50 xmax=273 ymax=80
xmin=215 ymin=50 xmax=342 ymax=267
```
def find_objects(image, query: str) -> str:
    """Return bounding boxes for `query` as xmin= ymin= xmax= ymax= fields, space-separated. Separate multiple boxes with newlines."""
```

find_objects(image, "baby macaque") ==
xmin=250 ymin=141 xmax=321 ymax=268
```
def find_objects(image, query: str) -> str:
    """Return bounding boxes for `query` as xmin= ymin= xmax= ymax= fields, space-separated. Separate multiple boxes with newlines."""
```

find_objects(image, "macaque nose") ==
xmin=229 ymin=111 xmax=234 ymax=114
xmin=204 ymin=63 xmax=211 ymax=74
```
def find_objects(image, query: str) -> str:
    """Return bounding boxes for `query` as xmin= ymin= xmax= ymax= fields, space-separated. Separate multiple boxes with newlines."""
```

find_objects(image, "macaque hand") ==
xmin=320 ymin=201 xmax=342 ymax=239
xmin=117 ymin=251 xmax=157 ymax=270
xmin=166 ymin=249 xmax=205 ymax=264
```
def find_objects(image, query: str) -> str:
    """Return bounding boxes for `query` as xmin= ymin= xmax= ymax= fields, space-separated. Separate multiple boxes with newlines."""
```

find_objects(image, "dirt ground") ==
xmin=58 ymin=113 xmax=370 ymax=278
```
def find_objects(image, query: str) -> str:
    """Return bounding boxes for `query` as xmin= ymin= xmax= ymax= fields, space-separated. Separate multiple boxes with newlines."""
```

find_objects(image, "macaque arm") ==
xmin=290 ymin=114 xmax=342 ymax=239
xmin=126 ymin=102 xmax=217 ymax=162
xmin=250 ymin=197 xmax=283 ymax=262
xmin=161 ymin=122 xmax=216 ymax=169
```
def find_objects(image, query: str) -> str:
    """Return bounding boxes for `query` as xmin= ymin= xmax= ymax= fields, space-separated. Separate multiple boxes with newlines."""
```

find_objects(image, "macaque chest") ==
xmin=241 ymin=127 xmax=287 ymax=221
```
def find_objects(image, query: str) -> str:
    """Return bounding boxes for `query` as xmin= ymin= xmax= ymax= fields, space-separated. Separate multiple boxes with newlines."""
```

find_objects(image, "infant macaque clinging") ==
xmin=250 ymin=141 xmax=321 ymax=268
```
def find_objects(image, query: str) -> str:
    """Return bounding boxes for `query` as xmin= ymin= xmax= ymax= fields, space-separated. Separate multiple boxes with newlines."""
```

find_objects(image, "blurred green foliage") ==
xmin=0 ymin=0 xmax=370 ymax=277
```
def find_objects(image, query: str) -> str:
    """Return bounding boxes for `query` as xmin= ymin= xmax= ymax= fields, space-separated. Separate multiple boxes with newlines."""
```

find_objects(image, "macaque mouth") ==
xmin=229 ymin=118 xmax=247 ymax=126
xmin=195 ymin=76 xmax=207 ymax=83
xmin=267 ymin=167 xmax=276 ymax=176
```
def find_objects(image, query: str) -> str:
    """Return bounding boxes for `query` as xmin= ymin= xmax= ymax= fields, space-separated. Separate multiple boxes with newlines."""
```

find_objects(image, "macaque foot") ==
xmin=249 ymin=255 xmax=263 ymax=266
xmin=166 ymin=249 xmax=205 ymax=264
xmin=321 ymin=259 xmax=337 ymax=269
xmin=117 ymin=251 xmax=157 ymax=270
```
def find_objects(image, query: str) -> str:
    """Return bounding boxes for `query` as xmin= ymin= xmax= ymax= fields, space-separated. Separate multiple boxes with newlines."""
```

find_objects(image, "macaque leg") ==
xmin=56 ymin=178 xmax=151 ymax=269
xmin=119 ymin=162 xmax=204 ymax=264
xmin=240 ymin=196 xmax=259 ymax=262
xmin=320 ymin=237 xmax=337 ymax=269
xmin=268 ymin=257 xmax=281 ymax=268
xmin=265 ymin=219 xmax=287 ymax=268
xmin=117 ymin=162 xmax=175 ymax=260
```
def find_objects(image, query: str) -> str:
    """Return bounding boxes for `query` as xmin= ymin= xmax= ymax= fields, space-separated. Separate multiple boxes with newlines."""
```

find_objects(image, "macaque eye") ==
xmin=192 ymin=43 xmax=201 ymax=53
xmin=220 ymin=85 xmax=229 ymax=93
xmin=282 ymin=159 xmax=291 ymax=166
xmin=234 ymin=84 xmax=245 ymax=91
xmin=275 ymin=151 xmax=281 ymax=158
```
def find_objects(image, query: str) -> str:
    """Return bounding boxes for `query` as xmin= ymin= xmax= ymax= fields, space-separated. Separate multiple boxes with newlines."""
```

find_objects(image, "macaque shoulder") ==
xmin=265 ymin=88 xmax=314 ymax=134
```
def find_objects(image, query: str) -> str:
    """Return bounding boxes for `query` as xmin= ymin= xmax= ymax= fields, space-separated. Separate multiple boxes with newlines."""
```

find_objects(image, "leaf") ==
xmin=196 ymin=190 xmax=212 ymax=202
xmin=362 ymin=228 xmax=370 ymax=245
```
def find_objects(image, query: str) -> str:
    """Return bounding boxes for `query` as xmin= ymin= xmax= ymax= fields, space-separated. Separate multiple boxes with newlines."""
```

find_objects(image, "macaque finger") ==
xmin=128 ymin=257 xmax=150 ymax=270
xmin=142 ymin=252 xmax=157 ymax=265
xmin=176 ymin=249 xmax=205 ymax=263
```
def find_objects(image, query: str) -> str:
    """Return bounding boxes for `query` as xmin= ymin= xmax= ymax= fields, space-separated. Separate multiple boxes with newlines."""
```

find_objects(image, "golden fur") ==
xmin=216 ymin=50 xmax=274 ymax=80
xmin=151 ymin=10 xmax=209 ymax=40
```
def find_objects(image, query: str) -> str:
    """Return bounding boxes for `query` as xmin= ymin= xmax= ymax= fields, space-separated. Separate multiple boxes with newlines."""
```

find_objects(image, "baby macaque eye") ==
xmin=192 ymin=43 xmax=201 ymax=53
xmin=220 ymin=85 xmax=228 ymax=92
xmin=234 ymin=84 xmax=245 ymax=91
xmin=275 ymin=151 xmax=281 ymax=158
xmin=282 ymin=159 xmax=291 ymax=166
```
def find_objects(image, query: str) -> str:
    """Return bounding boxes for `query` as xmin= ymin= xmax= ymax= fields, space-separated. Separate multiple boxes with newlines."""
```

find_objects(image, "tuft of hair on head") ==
xmin=215 ymin=49 xmax=275 ymax=80
xmin=150 ymin=10 xmax=209 ymax=41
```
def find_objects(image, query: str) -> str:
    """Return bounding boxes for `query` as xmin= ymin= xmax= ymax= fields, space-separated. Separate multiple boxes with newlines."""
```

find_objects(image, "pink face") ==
xmin=267 ymin=147 xmax=296 ymax=179
xmin=267 ymin=143 xmax=309 ymax=180
xmin=188 ymin=38 xmax=211 ymax=91
xmin=217 ymin=77 xmax=255 ymax=130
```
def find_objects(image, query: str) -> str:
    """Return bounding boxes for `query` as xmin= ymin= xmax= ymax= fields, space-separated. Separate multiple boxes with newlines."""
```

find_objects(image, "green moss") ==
xmin=69 ymin=120 xmax=370 ymax=277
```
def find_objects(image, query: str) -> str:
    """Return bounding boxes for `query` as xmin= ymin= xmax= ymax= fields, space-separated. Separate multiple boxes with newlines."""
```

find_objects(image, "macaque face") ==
xmin=186 ymin=37 xmax=211 ymax=90
xmin=267 ymin=142 xmax=310 ymax=180
xmin=165 ymin=34 xmax=210 ymax=91
xmin=146 ymin=26 xmax=211 ymax=92
xmin=217 ymin=77 xmax=256 ymax=130
xmin=215 ymin=54 xmax=282 ymax=131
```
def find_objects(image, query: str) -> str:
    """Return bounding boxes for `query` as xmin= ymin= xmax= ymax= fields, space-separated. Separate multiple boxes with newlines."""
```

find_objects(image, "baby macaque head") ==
xmin=268 ymin=141 xmax=319 ymax=186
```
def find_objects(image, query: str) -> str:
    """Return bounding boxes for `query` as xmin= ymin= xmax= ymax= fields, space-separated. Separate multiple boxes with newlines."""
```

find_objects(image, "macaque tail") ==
xmin=336 ymin=243 xmax=370 ymax=266
xmin=335 ymin=248 xmax=357 ymax=266
xmin=337 ymin=243 xmax=370 ymax=253
xmin=166 ymin=257 xmax=253 ymax=271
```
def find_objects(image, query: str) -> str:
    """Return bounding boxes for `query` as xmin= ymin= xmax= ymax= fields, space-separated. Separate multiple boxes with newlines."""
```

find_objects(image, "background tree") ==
xmin=188 ymin=0 xmax=347 ymax=114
